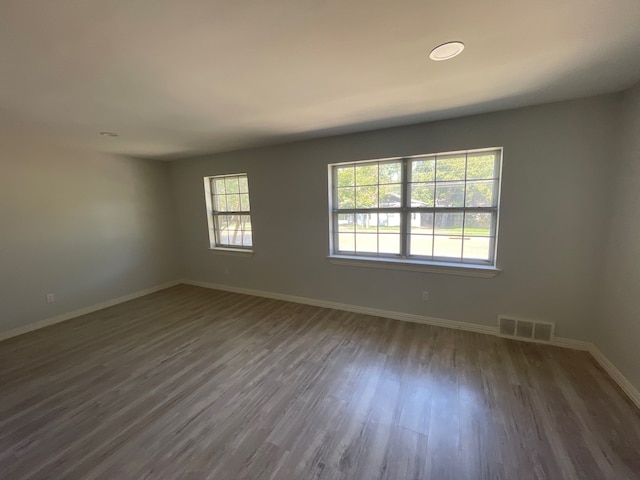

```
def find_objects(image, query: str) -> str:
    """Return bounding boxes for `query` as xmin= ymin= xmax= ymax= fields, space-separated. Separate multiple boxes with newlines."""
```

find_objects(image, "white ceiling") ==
xmin=1 ymin=0 xmax=639 ymax=159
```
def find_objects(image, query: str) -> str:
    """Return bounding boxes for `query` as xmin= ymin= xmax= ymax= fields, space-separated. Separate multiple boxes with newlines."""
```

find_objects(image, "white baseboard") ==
xmin=550 ymin=336 xmax=592 ymax=351
xmin=589 ymin=345 xmax=640 ymax=409
xmin=183 ymin=279 xmax=498 ymax=335
xmin=0 ymin=280 xmax=181 ymax=342
xmin=184 ymin=279 xmax=639 ymax=410
xmin=4 ymin=278 xmax=637 ymax=411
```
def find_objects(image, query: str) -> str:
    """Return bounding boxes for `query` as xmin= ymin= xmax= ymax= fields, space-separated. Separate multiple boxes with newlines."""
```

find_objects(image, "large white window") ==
xmin=204 ymin=173 xmax=253 ymax=251
xmin=329 ymin=148 xmax=502 ymax=267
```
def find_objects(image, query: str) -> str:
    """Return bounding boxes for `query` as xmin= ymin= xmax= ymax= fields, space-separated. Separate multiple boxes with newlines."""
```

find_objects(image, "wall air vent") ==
xmin=498 ymin=316 xmax=555 ymax=343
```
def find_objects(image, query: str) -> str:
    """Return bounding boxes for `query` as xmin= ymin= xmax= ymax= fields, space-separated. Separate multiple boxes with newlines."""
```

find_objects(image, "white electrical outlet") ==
xmin=224 ymin=267 xmax=229 ymax=275
xmin=46 ymin=293 xmax=55 ymax=303
xmin=422 ymin=291 xmax=429 ymax=301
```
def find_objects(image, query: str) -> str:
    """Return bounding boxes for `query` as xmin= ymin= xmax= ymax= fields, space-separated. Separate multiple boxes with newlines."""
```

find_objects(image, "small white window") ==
xmin=204 ymin=173 xmax=253 ymax=251
xmin=329 ymin=148 xmax=502 ymax=267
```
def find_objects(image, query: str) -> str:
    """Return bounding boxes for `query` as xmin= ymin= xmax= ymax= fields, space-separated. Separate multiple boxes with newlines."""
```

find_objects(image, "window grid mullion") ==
xmin=331 ymin=148 xmax=500 ymax=265
xmin=212 ymin=210 xmax=250 ymax=215
xmin=332 ymin=167 xmax=339 ymax=254
xmin=400 ymin=158 xmax=409 ymax=258
xmin=461 ymin=152 xmax=468 ymax=261
xmin=213 ymin=214 xmax=221 ymax=246
xmin=432 ymin=155 xmax=437 ymax=258
xmin=207 ymin=173 xmax=252 ymax=250
xmin=376 ymin=162 xmax=380 ymax=255
xmin=491 ymin=210 xmax=498 ymax=263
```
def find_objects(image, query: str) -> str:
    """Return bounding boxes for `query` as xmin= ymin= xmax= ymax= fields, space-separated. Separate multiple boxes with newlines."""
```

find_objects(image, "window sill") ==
xmin=328 ymin=255 xmax=501 ymax=278
xmin=209 ymin=247 xmax=254 ymax=256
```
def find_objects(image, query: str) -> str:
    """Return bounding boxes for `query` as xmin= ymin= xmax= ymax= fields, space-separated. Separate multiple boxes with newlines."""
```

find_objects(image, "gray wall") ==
xmin=2 ymin=91 xmax=636 ymax=392
xmin=172 ymin=95 xmax=619 ymax=341
xmin=0 ymin=135 xmax=179 ymax=334
xmin=598 ymin=83 xmax=640 ymax=392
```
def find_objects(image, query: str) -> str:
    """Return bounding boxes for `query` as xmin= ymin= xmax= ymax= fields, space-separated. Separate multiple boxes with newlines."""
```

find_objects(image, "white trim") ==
xmin=550 ymin=336 xmax=592 ymax=351
xmin=329 ymin=256 xmax=501 ymax=278
xmin=589 ymin=345 xmax=640 ymax=409
xmin=328 ymin=147 xmax=504 ymax=272
xmin=184 ymin=279 xmax=638 ymax=409
xmin=4 ymin=278 xmax=637 ymax=411
xmin=204 ymin=172 xmax=253 ymax=251
xmin=209 ymin=247 xmax=254 ymax=255
xmin=330 ymin=146 xmax=502 ymax=167
xmin=494 ymin=333 xmax=592 ymax=350
xmin=184 ymin=279 xmax=497 ymax=335
xmin=0 ymin=280 xmax=181 ymax=342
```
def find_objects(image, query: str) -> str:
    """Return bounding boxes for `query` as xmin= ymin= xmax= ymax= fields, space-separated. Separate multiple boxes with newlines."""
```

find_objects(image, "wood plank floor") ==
xmin=1 ymin=285 xmax=639 ymax=480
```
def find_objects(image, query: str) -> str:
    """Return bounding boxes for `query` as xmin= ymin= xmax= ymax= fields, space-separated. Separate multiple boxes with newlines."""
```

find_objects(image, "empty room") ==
xmin=1 ymin=1 xmax=640 ymax=479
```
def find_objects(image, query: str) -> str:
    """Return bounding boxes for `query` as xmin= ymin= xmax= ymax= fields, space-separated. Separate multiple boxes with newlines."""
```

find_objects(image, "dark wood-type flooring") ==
xmin=1 ymin=285 xmax=639 ymax=479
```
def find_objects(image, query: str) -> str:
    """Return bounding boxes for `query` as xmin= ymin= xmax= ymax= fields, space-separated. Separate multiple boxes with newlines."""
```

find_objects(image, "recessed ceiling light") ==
xmin=99 ymin=131 xmax=118 ymax=137
xmin=429 ymin=41 xmax=465 ymax=61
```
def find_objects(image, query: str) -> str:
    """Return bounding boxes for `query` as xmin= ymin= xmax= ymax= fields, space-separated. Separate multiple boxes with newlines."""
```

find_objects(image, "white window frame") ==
xmin=203 ymin=173 xmax=253 ymax=252
xmin=328 ymin=147 xmax=503 ymax=275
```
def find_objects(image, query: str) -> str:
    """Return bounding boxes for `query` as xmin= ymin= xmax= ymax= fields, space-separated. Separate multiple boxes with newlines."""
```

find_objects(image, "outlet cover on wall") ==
xmin=46 ymin=293 xmax=55 ymax=303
